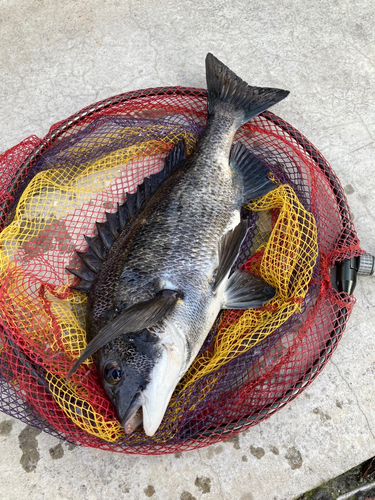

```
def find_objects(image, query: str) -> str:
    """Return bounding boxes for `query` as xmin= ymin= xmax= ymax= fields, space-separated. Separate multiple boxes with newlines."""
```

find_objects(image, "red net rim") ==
xmin=0 ymin=86 xmax=358 ymax=451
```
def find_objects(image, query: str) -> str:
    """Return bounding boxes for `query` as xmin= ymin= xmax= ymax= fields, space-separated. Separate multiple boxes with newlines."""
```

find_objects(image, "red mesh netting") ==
xmin=0 ymin=87 xmax=362 ymax=454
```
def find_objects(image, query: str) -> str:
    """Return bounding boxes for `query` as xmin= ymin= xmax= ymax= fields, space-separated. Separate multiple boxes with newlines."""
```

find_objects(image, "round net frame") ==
xmin=0 ymin=87 xmax=362 ymax=454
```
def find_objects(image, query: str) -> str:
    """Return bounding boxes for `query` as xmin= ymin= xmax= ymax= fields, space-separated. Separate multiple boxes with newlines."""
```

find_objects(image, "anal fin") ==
xmin=222 ymin=269 xmax=275 ymax=309
xmin=230 ymin=142 xmax=277 ymax=203
xmin=213 ymin=221 xmax=247 ymax=291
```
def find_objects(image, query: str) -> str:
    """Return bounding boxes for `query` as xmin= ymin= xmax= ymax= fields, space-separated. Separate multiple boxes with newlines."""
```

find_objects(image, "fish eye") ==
xmin=104 ymin=361 xmax=122 ymax=385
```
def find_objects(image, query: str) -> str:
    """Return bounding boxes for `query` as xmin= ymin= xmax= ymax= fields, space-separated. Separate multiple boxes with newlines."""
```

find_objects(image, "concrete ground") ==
xmin=0 ymin=1 xmax=374 ymax=499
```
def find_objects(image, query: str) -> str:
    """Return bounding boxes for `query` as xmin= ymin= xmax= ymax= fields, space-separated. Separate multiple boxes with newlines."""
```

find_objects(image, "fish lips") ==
xmin=121 ymin=391 xmax=144 ymax=434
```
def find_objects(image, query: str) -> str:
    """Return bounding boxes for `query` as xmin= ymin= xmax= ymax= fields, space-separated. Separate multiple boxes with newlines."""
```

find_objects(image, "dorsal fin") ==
xmin=66 ymin=264 xmax=97 ymax=293
xmin=67 ymin=140 xmax=187 ymax=292
xmin=84 ymin=234 xmax=107 ymax=261
xmin=76 ymin=250 xmax=101 ymax=273
xmin=105 ymin=211 xmax=120 ymax=239
xmin=96 ymin=222 xmax=115 ymax=250
xmin=118 ymin=202 xmax=130 ymax=231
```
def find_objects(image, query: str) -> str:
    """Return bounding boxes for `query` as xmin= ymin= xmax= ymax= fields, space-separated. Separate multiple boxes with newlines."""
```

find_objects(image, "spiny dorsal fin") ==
xmin=70 ymin=282 xmax=93 ymax=294
xmin=222 ymin=269 xmax=275 ymax=309
xmin=164 ymin=139 xmax=187 ymax=176
xmin=96 ymin=222 xmax=115 ymax=250
xmin=84 ymin=234 xmax=107 ymax=261
xmin=66 ymin=289 xmax=180 ymax=379
xmin=66 ymin=266 xmax=97 ymax=282
xmin=213 ymin=221 xmax=247 ymax=291
xmin=118 ymin=202 xmax=130 ymax=231
xmin=76 ymin=250 xmax=101 ymax=273
xmin=105 ymin=211 xmax=120 ymax=239
xmin=67 ymin=140 xmax=187 ymax=293
xmin=66 ymin=263 xmax=97 ymax=293
xmin=126 ymin=191 xmax=138 ymax=218
xmin=230 ymin=142 xmax=277 ymax=204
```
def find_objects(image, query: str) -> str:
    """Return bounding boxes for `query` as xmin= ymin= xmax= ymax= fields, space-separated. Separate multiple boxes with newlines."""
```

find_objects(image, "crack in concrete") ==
xmin=197 ymin=449 xmax=224 ymax=499
xmin=348 ymin=141 xmax=374 ymax=155
xmin=331 ymin=360 xmax=375 ymax=441
xmin=356 ymin=112 xmax=375 ymax=143
xmin=344 ymin=40 xmax=375 ymax=70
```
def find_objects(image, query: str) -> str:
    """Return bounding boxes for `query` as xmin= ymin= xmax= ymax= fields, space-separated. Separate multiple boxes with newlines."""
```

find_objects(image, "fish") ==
xmin=66 ymin=53 xmax=289 ymax=437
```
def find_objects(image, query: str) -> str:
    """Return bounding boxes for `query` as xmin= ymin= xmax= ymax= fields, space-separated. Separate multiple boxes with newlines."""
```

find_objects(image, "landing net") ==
xmin=0 ymin=88 xmax=362 ymax=454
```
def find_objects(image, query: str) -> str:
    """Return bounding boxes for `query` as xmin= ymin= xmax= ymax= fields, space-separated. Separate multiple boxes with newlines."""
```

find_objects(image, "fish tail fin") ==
xmin=205 ymin=53 xmax=289 ymax=127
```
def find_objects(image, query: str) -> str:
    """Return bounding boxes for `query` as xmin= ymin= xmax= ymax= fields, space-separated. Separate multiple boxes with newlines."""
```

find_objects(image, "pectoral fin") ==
xmin=222 ymin=269 xmax=275 ymax=309
xmin=66 ymin=290 xmax=179 ymax=380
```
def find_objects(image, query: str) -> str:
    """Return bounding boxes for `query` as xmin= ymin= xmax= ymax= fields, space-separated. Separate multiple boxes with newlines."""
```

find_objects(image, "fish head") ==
xmin=97 ymin=319 xmax=187 ymax=437
xmin=98 ymin=329 xmax=162 ymax=435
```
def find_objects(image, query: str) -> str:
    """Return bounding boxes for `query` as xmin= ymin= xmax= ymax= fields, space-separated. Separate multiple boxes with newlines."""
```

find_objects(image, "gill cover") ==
xmin=66 ymin=290 xmax=179 ymax=380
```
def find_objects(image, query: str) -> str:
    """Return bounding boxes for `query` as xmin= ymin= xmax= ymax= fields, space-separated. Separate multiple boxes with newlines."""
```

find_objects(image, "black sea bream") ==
xmin=67 ymin=53 xmax=289 ymax=436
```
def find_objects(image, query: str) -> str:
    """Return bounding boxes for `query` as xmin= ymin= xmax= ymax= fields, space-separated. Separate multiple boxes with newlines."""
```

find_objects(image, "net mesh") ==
xmin=0 ymin=87 xmax=362 ymax=454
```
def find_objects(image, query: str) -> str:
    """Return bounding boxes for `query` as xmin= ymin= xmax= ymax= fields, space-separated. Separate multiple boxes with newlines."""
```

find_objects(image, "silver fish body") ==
xmin=67 ymin=53 xmax=289 ymax=436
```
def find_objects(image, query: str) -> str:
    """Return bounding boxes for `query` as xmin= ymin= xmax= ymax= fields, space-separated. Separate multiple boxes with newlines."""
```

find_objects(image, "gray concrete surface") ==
xmin=0 ymin=1 xmax=374 ymax=499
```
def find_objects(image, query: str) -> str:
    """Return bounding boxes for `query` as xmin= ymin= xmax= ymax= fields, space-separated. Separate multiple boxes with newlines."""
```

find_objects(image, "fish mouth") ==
xmin=121 ymin=390 xmax=144 ymax=435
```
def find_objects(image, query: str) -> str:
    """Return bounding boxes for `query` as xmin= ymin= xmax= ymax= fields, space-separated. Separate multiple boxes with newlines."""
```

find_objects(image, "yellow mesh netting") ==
xmin=179 ymin=184 xmax=318 ymax=394
xmin=0 ymin=132 xmax=318 ymax=441
xmin=45 ymin=372 xmax=124 ymax=442
xmin=0 ymin=128 xmax=197 ymax=442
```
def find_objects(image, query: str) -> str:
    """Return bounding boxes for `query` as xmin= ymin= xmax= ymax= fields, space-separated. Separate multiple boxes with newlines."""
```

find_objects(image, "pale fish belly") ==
xmin=141 ymin=208 xmax=241 ymax=435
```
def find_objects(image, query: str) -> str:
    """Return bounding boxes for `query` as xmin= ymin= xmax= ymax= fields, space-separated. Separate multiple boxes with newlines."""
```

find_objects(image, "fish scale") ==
xmin=67 ymin=53 xmax=289 ymax=436
xmin=111 ymin=152 xmax=240 ymax=351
